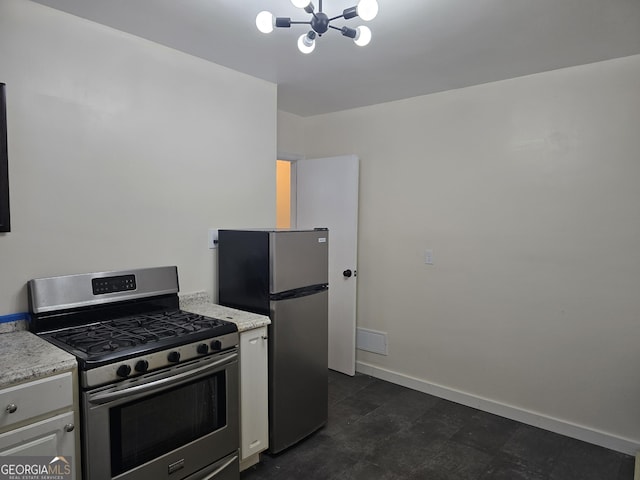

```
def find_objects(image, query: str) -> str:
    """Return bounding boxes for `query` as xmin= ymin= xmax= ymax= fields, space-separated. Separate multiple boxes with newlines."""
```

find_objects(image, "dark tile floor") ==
xmin=241 ymin=371 xmax=635 ymax=480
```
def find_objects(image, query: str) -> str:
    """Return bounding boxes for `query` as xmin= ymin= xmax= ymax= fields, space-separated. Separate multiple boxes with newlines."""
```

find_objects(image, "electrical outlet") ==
xmin=208 ymin=229 xmax=218 ymax=249
xmin=425 ymin=249 xmax=434 ymax=265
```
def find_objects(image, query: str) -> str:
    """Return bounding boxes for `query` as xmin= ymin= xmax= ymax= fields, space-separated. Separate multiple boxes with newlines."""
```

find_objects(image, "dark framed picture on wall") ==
xmin=0 ymin=82 xmax=10 ymax=232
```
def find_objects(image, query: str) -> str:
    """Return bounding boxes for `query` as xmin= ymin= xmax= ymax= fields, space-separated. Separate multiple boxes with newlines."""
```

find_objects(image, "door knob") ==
xmin=343 ymin=269 xmax=352 ymax=278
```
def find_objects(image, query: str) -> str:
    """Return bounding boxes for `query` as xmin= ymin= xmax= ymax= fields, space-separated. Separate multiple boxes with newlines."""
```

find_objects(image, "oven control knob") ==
xmin=116 ymin=364 xmax=132 ymax=377
xmin=135 ymin=360 xmax=149 ymax=373
xmin=197 ymin=343 xmax=209 ymax=355
xmin=168 ymin=351 xmax=181 ymax=363
xmin=210 ymin=340 xmax=222 ymax=351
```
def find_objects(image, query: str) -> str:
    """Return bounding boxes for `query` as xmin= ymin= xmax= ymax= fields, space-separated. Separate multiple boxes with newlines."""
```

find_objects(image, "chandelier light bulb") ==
xmin=354 ymin=25 xmax=372 ymax=46
xmin=357 ymin=0 xmax=379 ymax=21
xmin=297 ymin=33 xmax=316 ymax=54
xmin=291 ymin=0 xmax=311 ymax=8
xmin=256 ymin=11 xmax=274 ymax=34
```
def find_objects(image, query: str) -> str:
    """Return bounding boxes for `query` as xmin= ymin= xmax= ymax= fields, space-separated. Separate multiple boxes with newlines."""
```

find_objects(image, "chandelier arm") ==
xmin=289 ymin=21 xmax=312 ymax=25
xmin=339 ymin=26 xmax=357 ymax=38
xmin=328 ymin=14 xmax=345 ymax=22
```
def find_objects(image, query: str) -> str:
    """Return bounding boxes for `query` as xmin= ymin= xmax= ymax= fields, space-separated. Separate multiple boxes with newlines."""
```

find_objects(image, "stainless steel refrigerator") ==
xmin=218 ymin=229 xmax=328 ymax=454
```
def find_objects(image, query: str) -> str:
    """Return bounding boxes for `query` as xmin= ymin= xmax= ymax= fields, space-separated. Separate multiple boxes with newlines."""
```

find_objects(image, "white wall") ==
xmin=286 ymin=55 xmax=640 ymax=452
xmin=277 ymin=110 xmax=305 ymax=158
xmin=0 ymin=0 xmax=276 ymax=314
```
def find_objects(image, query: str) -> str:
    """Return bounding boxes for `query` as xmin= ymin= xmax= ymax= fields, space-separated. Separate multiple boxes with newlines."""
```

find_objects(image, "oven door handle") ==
xmin=88 ymin=353 xmax=237 ymax=405
xmin=200 ymin=454 xmax=239 ymax=480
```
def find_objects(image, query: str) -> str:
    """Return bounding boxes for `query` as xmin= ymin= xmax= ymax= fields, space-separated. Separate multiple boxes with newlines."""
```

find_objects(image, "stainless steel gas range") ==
xmin=27 ymin=266 xmax=239 ymax=480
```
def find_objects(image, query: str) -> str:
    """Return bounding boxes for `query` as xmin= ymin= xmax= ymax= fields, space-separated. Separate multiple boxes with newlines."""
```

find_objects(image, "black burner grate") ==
xmin=51 ymin=310 xmax=227 ymax=355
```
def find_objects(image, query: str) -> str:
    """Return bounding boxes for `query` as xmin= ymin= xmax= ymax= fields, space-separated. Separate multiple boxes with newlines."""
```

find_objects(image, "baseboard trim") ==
xmin=356 ymin=361 xmax=640 ymax=455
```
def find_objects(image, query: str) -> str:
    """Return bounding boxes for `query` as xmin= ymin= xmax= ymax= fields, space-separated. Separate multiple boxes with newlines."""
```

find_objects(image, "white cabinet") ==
xmin=0 ymin=371 xmax=79 ymax=480
xmin=239 ymin=326 xmax=269 ymax=471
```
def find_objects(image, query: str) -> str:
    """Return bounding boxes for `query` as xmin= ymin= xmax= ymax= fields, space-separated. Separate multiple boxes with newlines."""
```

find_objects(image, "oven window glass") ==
xmin=110 ymin=371 xmax=227 ymax=476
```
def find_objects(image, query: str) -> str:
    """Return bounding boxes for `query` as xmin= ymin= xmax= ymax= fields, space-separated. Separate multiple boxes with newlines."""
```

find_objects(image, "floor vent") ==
xmin=356 ymin=328 xmax=388 ymax=355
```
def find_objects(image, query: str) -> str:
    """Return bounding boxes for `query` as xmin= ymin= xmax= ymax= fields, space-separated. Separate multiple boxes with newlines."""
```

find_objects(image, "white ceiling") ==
xmin=31 ymin=0 xmax=640 ymax=117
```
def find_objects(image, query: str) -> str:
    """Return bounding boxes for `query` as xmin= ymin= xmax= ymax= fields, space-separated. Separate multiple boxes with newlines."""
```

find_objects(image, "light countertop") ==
xmin=179 ymin=292 xmax=271 ymax=332
xmin=0 ymin=331 xmax=77 ymax=389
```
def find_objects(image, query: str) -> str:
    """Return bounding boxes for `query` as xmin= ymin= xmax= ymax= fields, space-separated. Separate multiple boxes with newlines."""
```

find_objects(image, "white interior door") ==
xmin=296 ymin=155 xmax=359 ymax=376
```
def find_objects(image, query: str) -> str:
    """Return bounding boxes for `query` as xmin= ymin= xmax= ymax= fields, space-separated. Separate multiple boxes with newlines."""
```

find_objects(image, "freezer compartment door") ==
xmin=269 ymin=289 xmax=328 ymax=453
xmin=218 ymin=230 xmax=270 ymax=315
xmin=269 ymin=230 xmax=328 ymax=294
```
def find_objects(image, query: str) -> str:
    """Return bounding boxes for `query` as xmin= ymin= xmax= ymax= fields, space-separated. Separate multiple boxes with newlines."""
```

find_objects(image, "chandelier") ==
xmin=256 ymin=0 xmax=379 ymax=54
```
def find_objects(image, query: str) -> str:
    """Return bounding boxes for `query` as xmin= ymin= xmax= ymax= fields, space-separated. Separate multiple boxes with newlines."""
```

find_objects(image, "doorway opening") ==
xmin=276 ymin=159 xmax=297 ymax=229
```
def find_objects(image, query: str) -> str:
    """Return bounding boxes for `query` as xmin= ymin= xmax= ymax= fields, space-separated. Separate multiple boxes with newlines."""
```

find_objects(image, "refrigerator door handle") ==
xmin=270 ymin=284 xmax=328 ymax=301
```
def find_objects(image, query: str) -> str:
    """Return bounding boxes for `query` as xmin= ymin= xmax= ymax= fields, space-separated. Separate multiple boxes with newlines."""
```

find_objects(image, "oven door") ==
xmin=82 ymin=350 xmax=239 ymax=480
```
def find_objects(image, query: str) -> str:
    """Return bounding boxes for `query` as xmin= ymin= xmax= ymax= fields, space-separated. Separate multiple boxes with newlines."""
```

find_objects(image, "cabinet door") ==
xmin=240 ymin=327 xmax=269 ymax=460
xmin=0 ymin=411 xmax=76 ymax=479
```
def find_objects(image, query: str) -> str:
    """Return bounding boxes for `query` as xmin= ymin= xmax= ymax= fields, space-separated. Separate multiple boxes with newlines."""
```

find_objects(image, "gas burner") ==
xmin=99 ymin=340 xmax=132 ymax=352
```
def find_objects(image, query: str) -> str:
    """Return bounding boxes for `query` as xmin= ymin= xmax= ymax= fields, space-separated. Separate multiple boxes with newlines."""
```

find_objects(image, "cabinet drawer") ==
xmin=0 ymin=372 xmax=74 ymax=430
